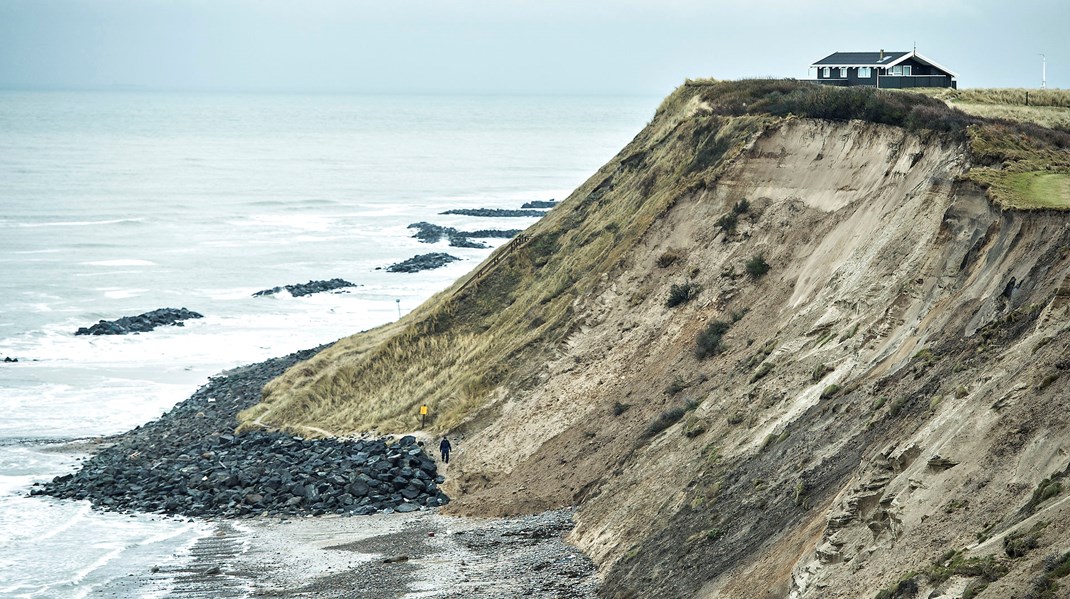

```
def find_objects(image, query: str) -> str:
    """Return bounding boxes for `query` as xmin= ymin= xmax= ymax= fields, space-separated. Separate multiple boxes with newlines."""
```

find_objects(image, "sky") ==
xmin=0 ymin=0 xmax=1066 ymax=95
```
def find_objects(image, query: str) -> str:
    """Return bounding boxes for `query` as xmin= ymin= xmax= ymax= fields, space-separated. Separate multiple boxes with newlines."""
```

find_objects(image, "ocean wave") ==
xmin=80 ymin=259 xmax=157 ymax=267
xmin=9 ymin=218 xmax=145 ymax=229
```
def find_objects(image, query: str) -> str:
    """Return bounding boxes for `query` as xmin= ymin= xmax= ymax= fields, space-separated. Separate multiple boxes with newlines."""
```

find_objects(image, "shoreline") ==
xmin=89 ymin=508 xmax=598 ymax=598
xmin=28 ymin=346 xmax=600 ymax=596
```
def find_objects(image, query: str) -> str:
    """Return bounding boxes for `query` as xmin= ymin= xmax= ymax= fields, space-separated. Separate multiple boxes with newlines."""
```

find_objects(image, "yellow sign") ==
xmin=420 ymin=405 xmax=428 ymax=415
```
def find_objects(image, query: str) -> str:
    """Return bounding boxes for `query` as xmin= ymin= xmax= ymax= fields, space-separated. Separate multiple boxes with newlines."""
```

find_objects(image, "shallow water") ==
xmin=0 ymin=90 xmax=655 ymax=597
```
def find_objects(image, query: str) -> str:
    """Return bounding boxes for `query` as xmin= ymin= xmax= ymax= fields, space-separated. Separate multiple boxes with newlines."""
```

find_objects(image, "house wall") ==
xmin=814 ymin=57 xmax=956 ymax=89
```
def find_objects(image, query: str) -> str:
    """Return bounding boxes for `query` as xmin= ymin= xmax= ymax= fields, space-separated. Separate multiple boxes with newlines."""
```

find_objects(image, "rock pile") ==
xmin=520 ymin=199 xmax=557 ymax=209
xmin=35 ymin=433 xmax=448 ymax=517
xmin=387 ymin=253 xmax=460 ymax=273
xmin=440 ymin=208 xmax=547 ymax=217
xmin=252 ymin=278 xmax=357 ymax=298
xmin=75 ymin=307 xmax=203 ymax=336
xmin=32 ymin=346 xmax=449 ymax=518
xmin=407 ymin=222 xmax=522 ymax=248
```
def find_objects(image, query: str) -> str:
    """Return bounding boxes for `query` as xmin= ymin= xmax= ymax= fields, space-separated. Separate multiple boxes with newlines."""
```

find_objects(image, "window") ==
xmin=839 ymin=67 xmax=848 ymax=78
xmin=859 ymin=67 xmax=872 ymax=78
xmin=903 ymin=65 xmax=912 ymax=76
xmin=822 ymin=67 xmax=830 ymax=78
xmin=890 ymin=66 xmax=903 ymax=76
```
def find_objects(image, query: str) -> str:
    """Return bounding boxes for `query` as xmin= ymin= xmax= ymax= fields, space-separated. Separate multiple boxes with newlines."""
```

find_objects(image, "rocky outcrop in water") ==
xmin=407 ymin=222 xmax=522 ymax=248
xmin=440 ymin=208 xmax=547 ymax=217
xmin=520 ymin=200 xmax=557 ymax=209
xmin=75 ymin=308 xmax=203 ymax=336
xmin=386 ymin=253 xmax=460 ymax=273
xmin=32 ymin=347 xmax=449 ymax=518
xmin=252 ymin=278 xmax=357 ymax=298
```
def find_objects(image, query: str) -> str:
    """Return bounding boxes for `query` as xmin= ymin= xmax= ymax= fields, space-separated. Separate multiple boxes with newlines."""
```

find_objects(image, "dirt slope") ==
xmin=246 ymin=82 xmax=1070 ymax=598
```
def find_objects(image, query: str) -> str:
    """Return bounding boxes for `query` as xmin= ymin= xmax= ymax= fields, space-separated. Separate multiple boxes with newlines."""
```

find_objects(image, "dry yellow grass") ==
xmin=907 ymin=87 xmax=1070 ymax=129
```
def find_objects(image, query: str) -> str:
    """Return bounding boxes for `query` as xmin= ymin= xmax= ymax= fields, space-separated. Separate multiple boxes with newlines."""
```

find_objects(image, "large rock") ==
xmin=386 ymin=253 xmax=460 ymax=274
xmin=75 ymin=308 xmax=203 ymax=336
xmin=253 ymin=278 xmax=357 ymax=298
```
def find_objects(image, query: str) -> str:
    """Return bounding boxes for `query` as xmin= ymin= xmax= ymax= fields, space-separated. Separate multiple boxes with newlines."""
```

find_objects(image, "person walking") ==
xmin=439 ymin=436 xmax=452 ymax=464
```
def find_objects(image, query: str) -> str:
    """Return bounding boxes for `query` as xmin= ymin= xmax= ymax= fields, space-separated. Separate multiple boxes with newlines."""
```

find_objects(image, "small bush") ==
xmin=888 ymin=397 xmax=910 ymax=418
xmin=1004 ymin=533 xmax=1039 ymax=558
xmin=665 ymin=377 xmax=688 ymax=395
xmin=745 ymin=254 xmax=770 ymax=279
xmin=751 ymin=362 xmax=773 ymax=383
xmin=733 ymin=198 xmax=750 ymax=214
xmin=645 ymin=406 xmax=687 ymax=437
xmin=612 ymin=401 xmax=631 ymax=416
xmin=656 ymin=249 xmax=682 ymax=268
xmin=666 ymin=282 xmax=700 ymax=308
xmin=695 ymin=320 xmax=731 ymax=359
xmin=811 ymin=363 xmax=834 ymax=382
xmin=820 ymin=384 xmax=842 ymax=399
xmin=716 ymin=213 xmax=738 ymax=234
xmin=683 ymin=416 xmax=709 ymax=438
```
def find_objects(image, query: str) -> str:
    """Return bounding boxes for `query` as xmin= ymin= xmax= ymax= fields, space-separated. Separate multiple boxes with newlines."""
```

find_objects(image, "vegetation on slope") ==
xmin=240 ymin=86 xmax=772 ymax=435
xmin=241 ymin=79 xmax=1070 ymax=438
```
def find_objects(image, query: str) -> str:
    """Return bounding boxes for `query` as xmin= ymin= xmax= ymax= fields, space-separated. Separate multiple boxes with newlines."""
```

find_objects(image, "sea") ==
xmin=0 ymin=91 xmax=656 ymax=597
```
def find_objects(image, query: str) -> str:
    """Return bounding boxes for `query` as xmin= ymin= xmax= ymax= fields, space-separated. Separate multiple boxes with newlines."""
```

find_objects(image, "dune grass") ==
xmin=907 ymin=88 xmax=1070 ymax=129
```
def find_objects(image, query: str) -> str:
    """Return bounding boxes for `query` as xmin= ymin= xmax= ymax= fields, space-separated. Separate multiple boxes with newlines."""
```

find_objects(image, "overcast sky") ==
xmin=0 ymin=0 xmax=1065 ymax=94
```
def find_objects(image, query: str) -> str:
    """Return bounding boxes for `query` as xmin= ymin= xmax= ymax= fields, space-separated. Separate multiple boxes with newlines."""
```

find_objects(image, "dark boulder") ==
xmin=253 ymin=278 xmax=357 ymax=298
xmin=75 ymin=308 xmax=203 ymax=336
xmin=386 ymin=253 xmax=460 ymax=274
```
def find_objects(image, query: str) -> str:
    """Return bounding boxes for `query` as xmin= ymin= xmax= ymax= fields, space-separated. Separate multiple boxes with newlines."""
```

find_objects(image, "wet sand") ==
xmin=93 ymin=509 xmax=598 ymax=598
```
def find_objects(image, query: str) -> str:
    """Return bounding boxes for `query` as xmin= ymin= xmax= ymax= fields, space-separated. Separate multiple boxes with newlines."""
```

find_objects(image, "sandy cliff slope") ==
xmin=244 ymin=81 xmax=1070 ymax=598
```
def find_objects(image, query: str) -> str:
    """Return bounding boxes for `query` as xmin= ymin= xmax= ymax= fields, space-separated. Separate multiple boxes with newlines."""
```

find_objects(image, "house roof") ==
xmin=812 ymin=51 xmax=909 ymax=66
xmin=811 ymin=51 xmax=958 ymax=78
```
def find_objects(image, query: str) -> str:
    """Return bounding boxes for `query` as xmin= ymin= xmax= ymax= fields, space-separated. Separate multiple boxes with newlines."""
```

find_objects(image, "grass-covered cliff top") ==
xmin=674 ymin=79 xmax=1070 ymax=209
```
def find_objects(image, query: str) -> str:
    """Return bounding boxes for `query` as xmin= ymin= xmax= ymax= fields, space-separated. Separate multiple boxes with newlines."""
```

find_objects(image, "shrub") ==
xmin=820 ymin=384 xmax=842 ymax=399
xmin=656 ymin=249 xmax=682 ymax=268
xmin=751 ymin=362 xmax=773 ymax=383
xmin=665 ymin=377 xmax=688 ymax=395
xmin=645 ymin=406 xmax=687 ymax=437
xmin=696 ymin=321 xmax=731 ymax=359
xmin=666 ymin=282 xmax=700 ymax=308
xmin=612 ymin=401 xmax=631 ymax=416
xmin=745 ymin=254 xmax=770 ymax=279
xmin=811 ymin=363 xmax=834 ymax=382
xmin=733 ymin=198 xmax=750 ymax=214
xmin=716 ymin=213 xmax=738 ymax=234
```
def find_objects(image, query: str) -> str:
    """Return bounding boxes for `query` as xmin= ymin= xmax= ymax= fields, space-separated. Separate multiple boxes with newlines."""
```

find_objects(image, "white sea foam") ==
xmin=80 ymin=259 xmax=157 ymax=267
xmin=7 ymin=218 xmax=144 ymax=229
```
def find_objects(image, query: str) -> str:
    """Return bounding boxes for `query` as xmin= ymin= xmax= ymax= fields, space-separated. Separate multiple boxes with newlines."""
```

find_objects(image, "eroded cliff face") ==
xmin=445 ymin=118 xmax=1070 ymax=598
xmin=252 ymin=84 xmax=1070 ymax=598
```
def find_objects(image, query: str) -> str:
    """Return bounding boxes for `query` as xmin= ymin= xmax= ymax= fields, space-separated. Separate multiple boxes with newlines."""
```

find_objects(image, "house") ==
xmin=811 ymin=50 xmax=958 ymax=89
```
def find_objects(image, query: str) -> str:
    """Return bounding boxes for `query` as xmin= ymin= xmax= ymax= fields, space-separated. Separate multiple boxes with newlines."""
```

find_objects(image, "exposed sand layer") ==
xmin=92 ymin=510 xmax=597 ymax=598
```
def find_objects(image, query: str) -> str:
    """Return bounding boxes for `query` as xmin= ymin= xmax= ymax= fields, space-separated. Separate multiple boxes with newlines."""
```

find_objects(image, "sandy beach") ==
xmin=91 ymin=509 xmax=598 ymax=598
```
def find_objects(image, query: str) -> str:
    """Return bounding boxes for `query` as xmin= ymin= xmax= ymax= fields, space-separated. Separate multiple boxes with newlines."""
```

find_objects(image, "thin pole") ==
xmin=1040 ymin=54 xmax=1047 ymax=89
xmin=396 ymin=299 xmax=401 ymax=319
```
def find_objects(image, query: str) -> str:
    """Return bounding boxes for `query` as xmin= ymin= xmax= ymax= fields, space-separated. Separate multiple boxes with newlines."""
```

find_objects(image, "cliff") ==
xmin=240 ymin=80 xmax=1070 ymax=598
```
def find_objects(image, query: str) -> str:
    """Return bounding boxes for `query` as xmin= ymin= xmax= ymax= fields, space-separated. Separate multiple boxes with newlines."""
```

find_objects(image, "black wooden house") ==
xmin=811 ymin=50 xmax=957 ymax=89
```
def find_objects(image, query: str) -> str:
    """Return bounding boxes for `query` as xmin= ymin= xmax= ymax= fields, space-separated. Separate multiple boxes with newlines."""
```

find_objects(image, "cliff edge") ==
xmin=241 ymin=80 xmax=1070 ymax=598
